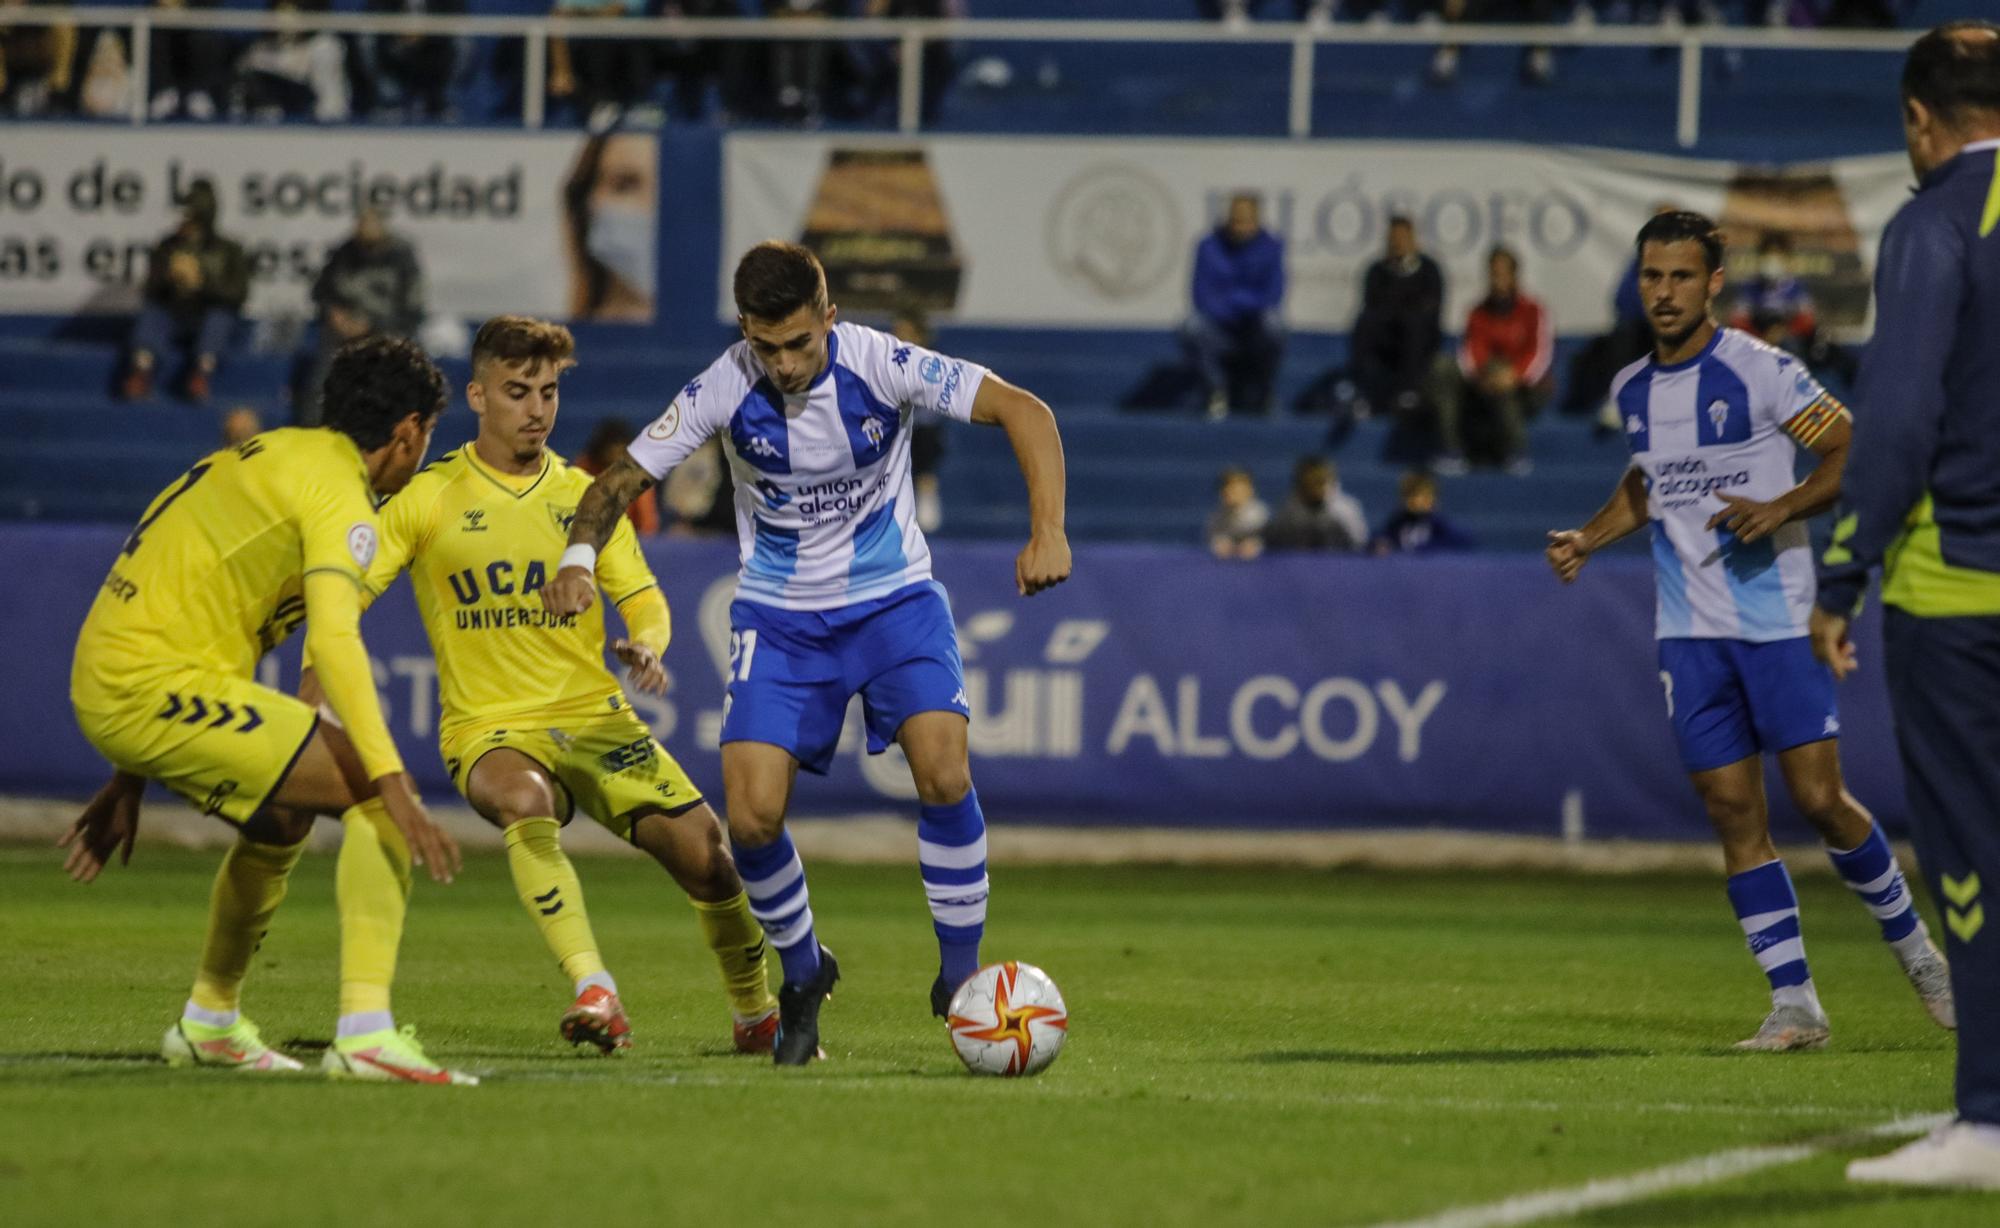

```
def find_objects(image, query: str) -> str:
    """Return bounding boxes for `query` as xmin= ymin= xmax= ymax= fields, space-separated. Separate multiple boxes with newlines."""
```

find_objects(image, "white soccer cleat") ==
xmin=1733 ymin=1002 xmax=1830 ymax=1052
xmin=1898 ymin=940 xmax=1956 ymax=1030
xmin=162 ymin=1018 xmax=305 ymax=1073
xmin=1847 ymin=1121 xmax=2000 ymax=1190
xmin=322 ymin=1025 xmax=479 ymax=1086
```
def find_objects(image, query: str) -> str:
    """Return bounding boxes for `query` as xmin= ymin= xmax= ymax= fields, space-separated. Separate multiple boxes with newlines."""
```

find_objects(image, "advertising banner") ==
xmin=723 ymin=133 xmax=1913 ymax=336
xmin=2 ymin=526 xmax=1904 ymax=840
xmin=0 ymin=127 xmax=659 ymax=322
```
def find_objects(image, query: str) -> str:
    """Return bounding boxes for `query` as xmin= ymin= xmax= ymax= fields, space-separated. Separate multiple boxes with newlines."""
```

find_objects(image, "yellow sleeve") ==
xmin=303 ymin=571 xmax=404 ymax=781
xmin=360 ymin=484 xmax=428 ymax=606
xmin=616 ymin=587 xmax=671 ymax=656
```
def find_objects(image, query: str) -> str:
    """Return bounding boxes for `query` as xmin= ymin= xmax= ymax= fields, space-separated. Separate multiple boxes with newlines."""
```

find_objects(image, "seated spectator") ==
xmin=1266 ymin=456 xmax=1367 ymax=553
xmin=1429 ymin=1 xmax=1561 ymax=87
xmin=578 ymin=419 xmax=663 ymax=537
xmin=1351 ymin=215 xmax=1443 ymax=422
xmin=1431 ymin=245 xmax=1550 ymax=476
xmin=656 ymin=0 xmax=748 ymax=123
xmin=0 ymin=0 xmax=76 ymax=117
xmin=1372 ymin=471 xmax=1476 ymax=555
xmin=360 ymin=0 xmax=466 ymax=122
xmin=1182 ymin=191 xmax=1286 ymax=419
xmin=1206 ymin=467 xmax=1269 ymax=560
xmin=661 ymin=436 xmax=735 ymax=537
xmin=297 ymin=207 xmax=426 ymax=424
xmin=234 ymin=0 xmax=350 ymax=122
xmin=221 ymin=404 xmax=263 ymax=448
xmin=766 ymin=0 xmax=832 ymax=124
xmin=853 ymin=0 xmax=960 ymax=127
xmin=148 ymin=0 xmax=231 ymax=121
xmin=548 ymin=0 xmax=651 ymax=132
xmin=123 ymin=178 xmax=249 ymax=404
xmin=891 ymin=303 xmax=948 ymax=532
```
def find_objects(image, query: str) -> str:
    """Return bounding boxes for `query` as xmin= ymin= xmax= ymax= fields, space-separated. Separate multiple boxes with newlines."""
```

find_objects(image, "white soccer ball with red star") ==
xmin=946 ymin=961 xmax=1069 ymax=1077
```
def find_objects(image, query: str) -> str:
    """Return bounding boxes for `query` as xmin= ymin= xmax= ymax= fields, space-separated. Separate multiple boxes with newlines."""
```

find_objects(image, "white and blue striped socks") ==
xmin=918 ymin=790 xmax=989 ymax=988
xmin=733 ymin=830 xmax=823 ymax=987
xmin=1726 ymin=860 xmax=1821 ymax=1011
xmin=1828 ymin=822 xmax=1933 ymax=964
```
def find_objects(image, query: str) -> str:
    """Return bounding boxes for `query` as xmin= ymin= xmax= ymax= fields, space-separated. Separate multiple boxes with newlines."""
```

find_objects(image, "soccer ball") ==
xmin=946 ymin=961 xmax=1068 ymax=1077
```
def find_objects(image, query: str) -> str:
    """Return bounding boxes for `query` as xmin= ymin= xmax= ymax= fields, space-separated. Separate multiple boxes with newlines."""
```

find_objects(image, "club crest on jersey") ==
xmin=862 ymin=415 xmax=886 ymax=448
xmin=347 ymin=523 xmax=377 ymax=569
xmin=1707 ymin=399 xmax=1730 ymax=435
xmin=549 ymin=505 xmax=577 ymax=533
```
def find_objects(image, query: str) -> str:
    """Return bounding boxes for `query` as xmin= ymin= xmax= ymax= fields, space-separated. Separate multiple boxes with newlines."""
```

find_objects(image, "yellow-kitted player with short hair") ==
xmin=336 ymin=316 xmax=776 ymax=1052
xmin=65 ymin=335 xmax=476 ymax=1085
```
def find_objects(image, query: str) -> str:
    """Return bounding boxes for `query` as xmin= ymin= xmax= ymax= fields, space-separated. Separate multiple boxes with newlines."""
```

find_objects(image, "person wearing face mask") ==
xmin=297 ymin=207 xmax=427 ymax=426
xmin=563 ymin=133 xmax=658 ymax=322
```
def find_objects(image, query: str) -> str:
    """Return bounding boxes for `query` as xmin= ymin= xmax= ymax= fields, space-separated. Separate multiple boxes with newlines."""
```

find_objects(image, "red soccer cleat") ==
xmin=560 ymin=985 xmax=632 ymax=1054
xmin=732 ymin=1009 xmax=779 ymax=1055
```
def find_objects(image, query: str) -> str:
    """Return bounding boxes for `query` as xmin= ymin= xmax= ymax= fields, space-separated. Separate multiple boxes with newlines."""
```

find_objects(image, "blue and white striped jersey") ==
xmin=1612 ymin=327 xmax=1848 ymax=643
xmin=627 ymin=322 xmax=988 ymax=612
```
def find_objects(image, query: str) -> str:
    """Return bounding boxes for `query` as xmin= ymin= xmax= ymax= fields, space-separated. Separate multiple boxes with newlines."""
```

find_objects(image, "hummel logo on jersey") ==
xmin=891 ymin=345 xmax=911 ymax=368
xmin=461 ymin=509 xmax=487 ymax=532
xmin=744 ymin=435 xmax=780 ymax=460
xmin=1707 ymin=399 xmax=1730 ymax=435
xmin=862 ymin=415 xmax=885 ymax=448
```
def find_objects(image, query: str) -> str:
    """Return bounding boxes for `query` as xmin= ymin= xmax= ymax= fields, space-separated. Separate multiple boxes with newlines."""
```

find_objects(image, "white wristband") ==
xmin=558 ymin=544 xmax=598 ymax=575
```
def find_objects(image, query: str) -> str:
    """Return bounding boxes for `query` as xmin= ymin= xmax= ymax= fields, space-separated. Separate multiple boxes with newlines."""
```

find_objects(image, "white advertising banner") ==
xmin=723 ymin=133 xmax=1915 ymax=336
xmin=0 ymin=127 xmax=657 ymax=321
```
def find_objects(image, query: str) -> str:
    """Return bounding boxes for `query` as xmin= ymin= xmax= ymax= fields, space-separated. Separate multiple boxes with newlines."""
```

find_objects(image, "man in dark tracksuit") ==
xmin=1814 ymin=21 xmax=2000 ymax=1189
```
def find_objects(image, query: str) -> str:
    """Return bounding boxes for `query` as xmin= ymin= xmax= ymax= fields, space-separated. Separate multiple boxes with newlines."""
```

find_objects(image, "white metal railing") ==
xmin=0 ymin=9 xmax=1920 ymax=147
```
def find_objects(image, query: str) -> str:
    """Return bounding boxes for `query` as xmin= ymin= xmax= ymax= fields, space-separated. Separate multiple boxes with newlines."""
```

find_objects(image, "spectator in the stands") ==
xmin=1183 ymin=191 xmax=1287 ymax=420
xmin=1206 ymin=466 xmax=1269 ymax=561
xmin=548 ymin=0 xmax=652 ymax=133
xmin=1429 ymin=1 xmax=1561 ymax=88
xmin=1266 ymin=456 xmax=1367 ymax=553
xmin=1728 ymin=231 xmax=1816 ymax=350
xmin=360 ymin=0 xmax=466 ymax=122
xmin=221 ymin=404 xmax=263 ymax=448
xmin=578 ymin=419 xmax=664 ymax=538
xmin=296 ymin=207 xmax=426 ymax=425
xmin=766 ymin=0 xmax=832 ymax=124
xmin=123 ymin=178 xmax=249 ymax=404
xmin=854 ymin=0 xmax=960 ymax=127
xmin=0 ymin=0 xmax=76 ymax=117
xmin=657 ymin=0 xmax=747 ymax=122
xmin=148 ymin=0 xmax=231 ymax=121
xmin=234 ymin=0 xmax=350 ymax=122
xmin=1372 ymin=471 xmax=1476 ymax=556
xmin=891 ymin=303 xmax=950 ymax=532
xmin=662 ymin=437 xmax=736 ymax=537
xmin=1432 ymin=245 xmax=1551 ymax=476
xmin=1351 ymin=215 xmax=1444 ymax=422
xmin=1199 ymin=1 xmax=1338 ymax=24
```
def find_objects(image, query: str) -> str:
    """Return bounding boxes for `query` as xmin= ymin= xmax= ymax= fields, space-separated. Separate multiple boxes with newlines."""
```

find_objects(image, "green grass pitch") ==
xmin=0 ymin=845 xmax=1990 ymax=1227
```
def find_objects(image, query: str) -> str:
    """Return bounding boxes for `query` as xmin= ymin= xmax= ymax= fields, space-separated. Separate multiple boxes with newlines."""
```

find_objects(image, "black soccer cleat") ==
xmin=773 ymin=946 xmax=839 ymax=1067
xmin=929 ymin=973 xmax=954 ymax=1020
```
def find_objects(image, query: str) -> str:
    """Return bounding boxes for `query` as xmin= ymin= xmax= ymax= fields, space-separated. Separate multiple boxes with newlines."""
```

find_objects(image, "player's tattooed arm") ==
xmin=543 ymin=456 xmax=655 ymax=616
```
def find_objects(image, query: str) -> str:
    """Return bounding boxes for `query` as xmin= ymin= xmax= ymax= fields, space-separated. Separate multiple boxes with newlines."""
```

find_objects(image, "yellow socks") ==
xmin=188 ymin=835 xmax=308 ymax=1016
xmin=335 ymin=798 xmax=410 ymax=1020
xmin=503 ymin=817 xmax=608 ymax=988
xmin=692 ymin=891 xmax=778 ymax=1020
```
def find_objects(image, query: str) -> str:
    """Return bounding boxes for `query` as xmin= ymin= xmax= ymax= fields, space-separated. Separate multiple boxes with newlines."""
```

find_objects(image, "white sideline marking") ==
xmin=1369 ymin=1113 xmax=1949 ymax=1228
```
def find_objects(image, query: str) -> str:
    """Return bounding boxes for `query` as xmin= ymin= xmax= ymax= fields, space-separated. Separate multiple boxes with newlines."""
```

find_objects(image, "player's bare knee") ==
xmin=911 ymin=763 xmax=971 ymax=807
xmin=486 ymin=777 xmax=559 ymax=828
xmin=726 ymin=796 xmax=786 ymax=848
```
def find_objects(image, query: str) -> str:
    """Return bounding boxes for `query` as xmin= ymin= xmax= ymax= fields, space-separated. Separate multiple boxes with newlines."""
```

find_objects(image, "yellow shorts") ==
xmin=72 ymin=668 xmax=320 ymax=825
xmin=440 ymin=708 xmax=705 ymax=842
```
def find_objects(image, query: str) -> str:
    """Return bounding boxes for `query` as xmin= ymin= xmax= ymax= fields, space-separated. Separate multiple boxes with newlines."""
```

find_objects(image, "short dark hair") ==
xmin=734 ymin=241 xmax=827 ymax=321
xmin=1903 ymin=21 xmax=2000 ymax=126
xmin=1488 ymin=245 xmax=1520 ymax=274
xmin=322 ymin=335 xmax=446 ymax=452
xmin=1636 ymin=209 xmax=1725 ymax=273
xmin=1294 ymin=455 xmax=1332 ymax=483
xmin=1387 ymin=214 xmax=1415 ymax=232
xmin=1217 ymin=465 xmax=1252 ymax=491
xmin=472 ymin=314 xmax=576 ymax=376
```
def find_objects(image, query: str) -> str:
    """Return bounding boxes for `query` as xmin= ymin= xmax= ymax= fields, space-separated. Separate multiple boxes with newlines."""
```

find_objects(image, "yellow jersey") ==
xmin=364 ymin=444 xmax=664 ymax=742
xmin=73 ymin=427 xmax=405 ymax=780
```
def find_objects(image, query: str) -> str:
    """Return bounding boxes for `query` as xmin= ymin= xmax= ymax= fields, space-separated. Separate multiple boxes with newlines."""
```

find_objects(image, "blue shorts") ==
xmin=722 ymin=581 xmax=970 ymax=775
xmin=1657 ymin=636 xmax=1840 ymax=774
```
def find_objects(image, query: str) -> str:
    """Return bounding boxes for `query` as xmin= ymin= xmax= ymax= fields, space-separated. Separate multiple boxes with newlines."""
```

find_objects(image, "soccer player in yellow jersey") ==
xmin=331 ymin=316 xmax=778 ymax=1052
xmin=64 ymin=336 xmax=478 ymax=1085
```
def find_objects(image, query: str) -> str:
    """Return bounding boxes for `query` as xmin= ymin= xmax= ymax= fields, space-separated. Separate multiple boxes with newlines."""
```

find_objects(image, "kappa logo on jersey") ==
xmin=461 ymin=509 xmax=487 ymax=533
xmin=951 ymin=687 xmax=970 ymax=709
xmin=684 ymin=379 xmax=702 ymax=400
xmin=744 ymin=435 xmax=781 ymax=460
xmin=647 ymin=399 xmax=682 ymax=441
xmin=919 ymin=355 xmax=946 ymax=384
xmin=347 ymin=523 xmax=377 ymax=570
xmin=891 ymin=346 xmax=912 ymax=368
xmin=753 ymin=478 xmax=791 ymax=508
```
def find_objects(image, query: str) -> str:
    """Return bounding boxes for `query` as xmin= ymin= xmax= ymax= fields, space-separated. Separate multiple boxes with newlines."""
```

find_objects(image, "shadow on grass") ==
xmin=1570 ymin=1185 xmax=1967 ymax=1226
xmin=1249 ymin=1047 xmax=1653 ymax=1066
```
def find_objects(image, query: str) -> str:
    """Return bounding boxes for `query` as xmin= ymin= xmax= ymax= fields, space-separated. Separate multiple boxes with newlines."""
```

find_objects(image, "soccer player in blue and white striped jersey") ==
xmin=1547 ymin=211 xmax=1953 ymax=1051
xmin=544 ymin=242 xmax=1070 ymax=1065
